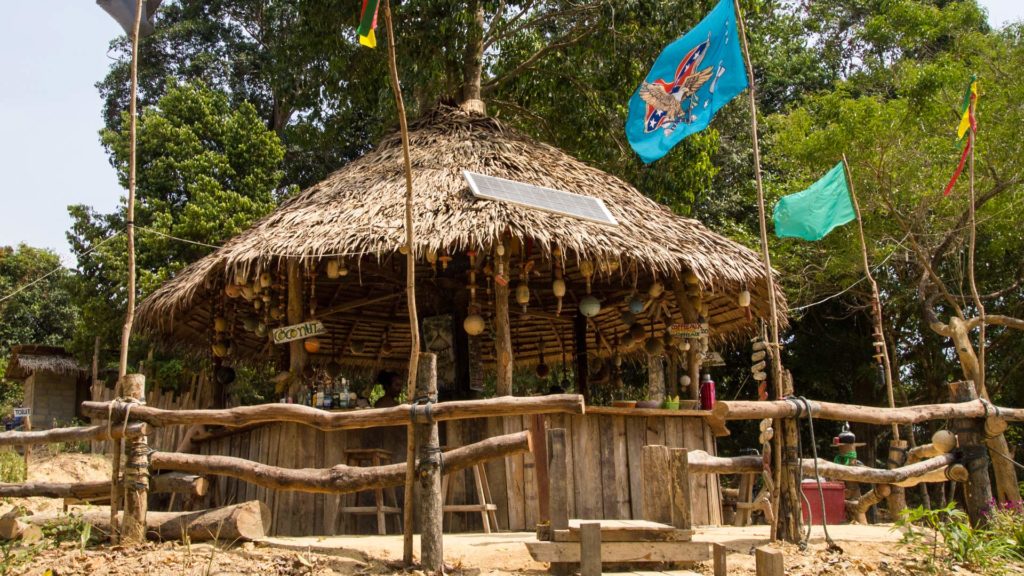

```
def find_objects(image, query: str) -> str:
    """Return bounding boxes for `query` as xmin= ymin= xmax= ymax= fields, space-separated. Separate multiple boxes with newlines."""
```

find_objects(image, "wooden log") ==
xmin=494 ymin=244 xmax=513 ymax=396
xmin=151 ymin=430 xmax=530 ymax=494
xmin=670 ymin=448 xmax=692 ymax=530
xmin=121 ymin=374 xmax=148 ymax=544
xmin=894 ymin=464 xmax=968 ymax=488
xmin=949 ymin=380 xmax=993 ymax=526
xmin=529 ymin=415 xmax=550 ymax=524
xmin=579 ymin=522 xmax=601 ymax=576
xmin=907 ymin=430 xmax=957 ymax=463
xmin=0 ymin=423 xmax=148 ymax=447
xmin=641 ymin=446 xmax=672 ymax=524
xmin=849 ymin=484 xmax=890 ymax=524
xmin=886 ymin=440 xmax=908 ymax=524
xmin=12 ymin=500 xmax=269 ymax=542
xmin=81 ymin=394 xmax=585 ymax=431
xmin=547 ymin=428 xmax=569 ymax=532
xmin=525 ymin=540 xmax=710 ymax=563
xmin=714 ymin=543 xmax=728 ymax=576
xmin=685 ymin=450 xmax=962 ymax=486
xmin=286 ymin=260 xmax=306 ymax=397
xmin=711 ymin=398 xmax=1024 ymax=425
xmin=755 ymin=546 xmax=784 ymax=576
xmin=414 ymin=353 xmax=443 ymax=572
xmin=0 ymin=473 xmax=206 ymax=501
xmin=153 ymin=472 xmax=209 ymax=497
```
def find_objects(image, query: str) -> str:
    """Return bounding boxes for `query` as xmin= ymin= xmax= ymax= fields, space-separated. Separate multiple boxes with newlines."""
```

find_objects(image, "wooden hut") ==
xmin=4 ymin=345 xmax=89 ymax=429
xmin=135 ymin=103 xmax=786 ymax=535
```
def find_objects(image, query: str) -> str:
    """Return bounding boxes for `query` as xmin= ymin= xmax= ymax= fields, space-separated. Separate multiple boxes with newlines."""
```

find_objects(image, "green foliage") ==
xmin=0 ymin=539 xmax=45 ymax=576
xmin=69 ymin=80 xmax=286 ymax=367
xmin=0 ymin=450 xmax=25 ymax=484
xmin=41 ymin=512 xmax=99 ymax=549
xmin=897 ymin=502 xmax=1021 ymax=573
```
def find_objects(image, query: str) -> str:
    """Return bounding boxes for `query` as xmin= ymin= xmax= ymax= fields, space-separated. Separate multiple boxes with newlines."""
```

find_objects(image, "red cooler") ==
xmin=800 ymin=480 xmax=846 ymax=524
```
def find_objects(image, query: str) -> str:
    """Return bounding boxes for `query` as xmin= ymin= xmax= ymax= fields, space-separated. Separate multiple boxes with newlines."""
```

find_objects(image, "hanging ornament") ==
xmin=225 ymin=284 xmax=242 ymax=299
xmin=516 ymin=282 xmax=530 ymax=312
xmin=304 ymin=337 xmax=321 ymax=354
xmin=684 ymin=270 xmax=699 ymax=285
xmin=648 ymin=281 xmax=665 ymax=299
xmin=426 ymin=249 xmax=438 ymax=273
xmin=350 ymin=340 xmax=365 ymax=354
xmin=579 ymin=295 xmax=601 ymax=317
xmin=464 ymin=313 xmax=486 ymax=336
xmin=253 ymin=298 xmax=263 ymax=311
xmin=439 ymin=254 xmax=453 ymax=270
xmin=380 ymin=333 xmax=393 ymax=356
xmin=240 ymin=284 xmax=255 ymax=301
xmin=256 ymin=322 xmax=268 ymax=337
xmin=242 ymin=317 xmax=257 ymax=332
xmin=536 ymin=346 xmax=550 ymax=379
xmin=738 ymin=289 xmax=751 ymax=308
xmin=645 ymin=337 xmax=664 ymax=356
xmin=552 ymin=257 xmax=567 ymax=316
xmin=270 ymin=306 xmax=284 ymax=321
xmin=620 ymin=310 xmax=635 ymax=327
xmin=628 ymin=296 xmax=644 ymax=315
xmin=620 ymin=332 xmax=634 ymax=349
xmin=327 ymin=259 xmax=340 ymax=279
xmin=325 ymin=360 xmax=342 ymax=379
xmin=579 ymin=260 xmax=594 ymax=293
xmin=214 ymin=316 xmax=228 ymax=333
xmin=259 ymin=272 xmax=273 ymax=289
xmin=399 ymin=244 xmax=410 ymax=255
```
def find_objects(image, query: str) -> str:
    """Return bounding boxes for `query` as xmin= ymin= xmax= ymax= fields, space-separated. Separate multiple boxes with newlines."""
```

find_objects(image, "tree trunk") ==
xmin=287 ymin=260 xmax=306 ymax=398
xmin=462 ymin=0 xmax=484 ymax=104
xmin=414 ymin=353 xmax=443 ymax=572
xmin=948 ymin=380 xmax=994 ymax=526
xmin=121 ymin=374 xmax=148 ymax=544
xmin=494 ymin=245 xmax=513 ymax=396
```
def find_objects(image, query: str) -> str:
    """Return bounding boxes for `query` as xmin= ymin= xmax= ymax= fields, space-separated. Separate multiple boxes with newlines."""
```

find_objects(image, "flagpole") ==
xmin=966 ymin=99 xmax=985 ymax=394
xmin=381 ymin=0 xmax=421 ymax=566
xmin=841 ymin=154 xmax=898 ymax=438
xmin=733 ymin=0 xmax=794 ymax=543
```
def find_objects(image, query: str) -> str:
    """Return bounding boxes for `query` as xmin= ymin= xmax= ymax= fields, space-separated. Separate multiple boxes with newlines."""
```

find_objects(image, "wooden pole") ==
xmin=966 ymin=101 xmax=985 ymax=396
xmin=841 ymin=154 xmax=907 ymax=516
xmin=414 ymin=353 xmax=443 ymax=572
xmin=546 ymin=427 xmax=571 ymax=576
xmin=111 ymin=0 xmax=145 ymax=544
xmin=948 ymin=380 xmax=993 ymax=526
xmin=380 ymin=0 xmax=421 ymax=564
xmin=494 ymin=242 xmax=513 ymax=396
xmin=286 ymin=260 xmax=306 ymax=394
xmin=733 ymin=0 xmax=794 ymax=542
xmin=579 ymin=522 xmax=602 ymax=576
xmin=120 ymin=374 xmax=149 ymax=544
xmin=710 ymin=397 xmax=1024 ymax=424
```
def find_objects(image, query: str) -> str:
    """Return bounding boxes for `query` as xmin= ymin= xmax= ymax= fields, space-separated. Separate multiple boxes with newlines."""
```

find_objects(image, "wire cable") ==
xmin=790 ymin=233 xmax=910 ymax=313
xmin=0 ymin=232 xmax=123 ymax=304
xmin=791 ymin=395 xmax=843 ymax=553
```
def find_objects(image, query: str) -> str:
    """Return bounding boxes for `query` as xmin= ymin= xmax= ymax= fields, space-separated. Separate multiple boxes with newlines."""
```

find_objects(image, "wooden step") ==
xmin=553 ymin=519 xmax=692 ymax=542
xmin=525 ymin=540 xmax=710 ymax=563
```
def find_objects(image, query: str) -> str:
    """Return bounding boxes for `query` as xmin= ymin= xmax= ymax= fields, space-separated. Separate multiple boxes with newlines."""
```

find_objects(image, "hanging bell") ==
xmin=516 ymin=282 xmax=530 ymax=312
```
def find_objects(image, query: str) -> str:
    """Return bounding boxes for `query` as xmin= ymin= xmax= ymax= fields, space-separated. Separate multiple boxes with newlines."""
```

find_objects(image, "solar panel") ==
xmin=463 ymin=171 xmax=618 ymax=226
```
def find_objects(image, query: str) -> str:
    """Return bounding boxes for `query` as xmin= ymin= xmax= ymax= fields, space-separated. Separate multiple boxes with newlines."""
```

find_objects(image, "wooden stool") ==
xmin=441 ymin=461 xmax=499 ymax=533
xmin=337 ymin=448 xmax=402 ymax=535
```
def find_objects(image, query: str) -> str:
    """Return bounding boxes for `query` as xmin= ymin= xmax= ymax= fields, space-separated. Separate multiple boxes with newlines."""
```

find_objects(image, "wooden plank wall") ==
xmin=193 ymin=413 xmax=721 ymax=536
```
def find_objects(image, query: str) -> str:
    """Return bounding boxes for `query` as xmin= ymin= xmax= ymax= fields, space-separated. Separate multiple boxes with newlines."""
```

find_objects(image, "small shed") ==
xmin=4 ymin=345 xmax=88 ymax=429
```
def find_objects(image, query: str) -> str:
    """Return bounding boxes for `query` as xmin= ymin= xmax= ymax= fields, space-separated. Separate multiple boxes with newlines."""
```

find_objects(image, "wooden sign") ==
xmin=272 ymin=320 xmax=326 ymax=344
xmin=13 ymin=408 xmax=30 ymax=418
xmin=669 ymin=323 xmax=709 ymax=339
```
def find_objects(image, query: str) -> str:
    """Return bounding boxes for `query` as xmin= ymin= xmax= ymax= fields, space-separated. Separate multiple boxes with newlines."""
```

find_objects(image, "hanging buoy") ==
xmin=579 ymin=295 xmax=601 ymax=317
xmin=629 ymin=297 xmax=644 ymax=314
xmin=739 ymin=290 xmax=751 ymax=308
xmin=464 ymin=314 xmax=485 ymax=336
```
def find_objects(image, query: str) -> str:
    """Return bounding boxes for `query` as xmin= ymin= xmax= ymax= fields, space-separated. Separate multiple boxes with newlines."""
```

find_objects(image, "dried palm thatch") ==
xmin=136 ymin=104 xmax=786 ymax=366
xmin=5 ymin=345 xmax=85 ymax=380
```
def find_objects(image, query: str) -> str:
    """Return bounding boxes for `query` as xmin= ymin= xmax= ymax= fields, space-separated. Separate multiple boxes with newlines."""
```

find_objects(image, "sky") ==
xmin=0 ymin=1 xmax=1022 ymax=266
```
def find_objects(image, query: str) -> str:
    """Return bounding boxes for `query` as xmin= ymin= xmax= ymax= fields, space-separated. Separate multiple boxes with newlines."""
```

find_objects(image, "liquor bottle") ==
xmin=341 ymin=378 xmax=351 ymax=408
xmin=324 ymin=382 xmax=333 ymax=409
xmin=313 ymin=385 xmax=322 ymax=409
xmin=332 ymin=382 xmax=341 ymax=409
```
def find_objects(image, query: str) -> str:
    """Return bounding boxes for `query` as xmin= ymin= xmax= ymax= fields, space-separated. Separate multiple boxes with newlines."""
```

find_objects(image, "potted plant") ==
xmin=636 ymin=398 xmax=661 ymax=409
xmin=663 ymin=395 xmax=681 ymax=410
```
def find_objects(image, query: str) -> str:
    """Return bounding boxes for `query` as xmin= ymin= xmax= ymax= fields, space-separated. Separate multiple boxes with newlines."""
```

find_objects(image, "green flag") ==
xmin=773 ymin=162 xmax=855 ymax=241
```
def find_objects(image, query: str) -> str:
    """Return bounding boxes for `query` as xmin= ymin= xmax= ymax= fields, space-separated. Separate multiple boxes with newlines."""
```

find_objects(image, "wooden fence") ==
xmin=194 ymin=410 xmax=722 ymax=536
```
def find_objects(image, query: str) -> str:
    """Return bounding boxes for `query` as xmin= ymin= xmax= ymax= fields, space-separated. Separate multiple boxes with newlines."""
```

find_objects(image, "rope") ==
xmin=790 ymin=396 xmax=843 ymax=553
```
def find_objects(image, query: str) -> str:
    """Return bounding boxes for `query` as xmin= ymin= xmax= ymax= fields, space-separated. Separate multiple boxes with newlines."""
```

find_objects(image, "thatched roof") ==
xmin=5 ymin=345 xmax=84 ymax=380
xmin=136 ymin=104 xmax=786 ymax=367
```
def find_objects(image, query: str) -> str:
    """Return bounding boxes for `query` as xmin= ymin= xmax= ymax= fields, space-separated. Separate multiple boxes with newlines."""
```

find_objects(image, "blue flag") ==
xmin=625 ymin=0 xmax=748 ymax=163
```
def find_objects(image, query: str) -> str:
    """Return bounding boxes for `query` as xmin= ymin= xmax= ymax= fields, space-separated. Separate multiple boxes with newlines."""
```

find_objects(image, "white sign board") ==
xmin=272 ymin=320 xmax=327 ymax=345
xmin=13 ymin=408 xmax=31 ymax=417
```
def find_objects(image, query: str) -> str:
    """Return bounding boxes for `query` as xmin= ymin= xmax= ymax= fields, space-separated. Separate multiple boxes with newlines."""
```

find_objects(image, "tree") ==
xmin=0 ymin=245 xmax=78 ymax=354
xmin=68 ymin=80 xmax=286 ymax=368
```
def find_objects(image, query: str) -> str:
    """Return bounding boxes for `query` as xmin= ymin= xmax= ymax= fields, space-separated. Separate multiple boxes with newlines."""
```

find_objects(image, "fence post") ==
xmin=948 ymin=380 xmax=993 ymax=526
xmin=121 ymin=374 xmax=149 ymax=543
xmin=414 ymin=353 xmax=443 ymax=572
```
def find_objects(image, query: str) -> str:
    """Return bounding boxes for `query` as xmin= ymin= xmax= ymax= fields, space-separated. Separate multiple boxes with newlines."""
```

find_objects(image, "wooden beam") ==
xmin=82 ymin=394 xmax=585 ymax=431
xmin=0 ymin=423 xmax=148 ymax=447
xmin=711 ymin=398 xmax=1024 ymax=425
xmin=525 ymin=540 xmax=710 ymax=563
xmin=317 ymin=293 xmax=402 ymax=319
xmin=150 ymin=430 xmax=530 ymax=494
xmin=547 ymin=428 xmax=569 ymax=532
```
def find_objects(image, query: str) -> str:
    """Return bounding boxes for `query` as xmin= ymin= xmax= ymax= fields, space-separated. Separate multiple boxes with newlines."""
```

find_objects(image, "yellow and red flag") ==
xmin=943 ymin=75 xmax=978 ymax=196
xmin=357 ymin=0 xmax=380 ymax=48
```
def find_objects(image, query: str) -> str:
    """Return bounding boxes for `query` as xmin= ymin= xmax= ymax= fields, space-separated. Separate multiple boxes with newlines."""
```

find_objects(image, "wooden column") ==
xmin=413 ymin=353 xmax=443 ymax=571
xmin=287 ymin=260 xmax=306 ymax=397
xmin=579 ymin=522 xmax=601 ymax=576
xmin=494 ymin=245 xmax=513 ymax=396
xmin=121 ymin=373 xmax=149 ymax=544
xmin=647 ymin=354 xmax=665 ymax=403
xmin=574 ymin=312 xmax=589 ymax=402
xmin=530 ymin=415 xmax=550 ymax=524
xmin=641 ymin=445 xmax=672 ymax=524
xmin=547 ymin=428 xmax=569 ymax=531
xmin=755 ymin=547 xmax=784 ymax=576
xmin=672 ymin=279 xmax=701 ymax=400
xmin=670 ymin=448 xmax=692 ymax=530
xmin=948 ymin=380 xmax=993 ymax=526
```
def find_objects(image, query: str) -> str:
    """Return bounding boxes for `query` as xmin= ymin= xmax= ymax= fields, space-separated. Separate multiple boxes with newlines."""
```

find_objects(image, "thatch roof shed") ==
xmin=136 ymin=104 xmax=785 ymax=388
xmin=4 ymin=345 xmax=85 ymax=380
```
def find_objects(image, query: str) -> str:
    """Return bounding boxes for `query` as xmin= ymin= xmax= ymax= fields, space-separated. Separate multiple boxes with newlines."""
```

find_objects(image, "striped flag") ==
xmin=943 ymin=75 xmax=978 ymax=197
xmin=357 ymin=0 xmax=381 ymax=48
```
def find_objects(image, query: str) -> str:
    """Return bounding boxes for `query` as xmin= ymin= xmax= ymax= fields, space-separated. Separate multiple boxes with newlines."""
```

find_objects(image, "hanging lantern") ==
xmin=464 ymin=314 xmax=486 ymax=336
xmin=225 ymin=284 xmax=241 ymax=299
xmin=516 ymin=282 xmax=530 ymax=312
xmin=327 ymin=260 xmax=340 ymax=279
xmin=579 ymin=295 xmax=601 ymax=317
xmin=648 ymin=281 xmax=665 ymax=299
xmin=630 ymin=323 xmax=646 ymax=341
xmin=214 ymin=365 xmax=236 ymax=386
xmin=213 ymin=316 xmax=227 ymax=333
xmin=259 ymin=272 xmax=272 ymax=288
xmin=628 ymin=297 xmax=644 ymax=314
xmin=738 ymin=289 xmax=751 ymax=308
xmin=304 ymin=337 xmax=321 ymax=354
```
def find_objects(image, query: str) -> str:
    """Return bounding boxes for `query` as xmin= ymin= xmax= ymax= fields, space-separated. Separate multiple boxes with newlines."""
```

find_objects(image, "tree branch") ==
xmin=929 ymin=178 xmax=1017 ymax=269
xmin=483 ymin=2 xmax=600 ymax=49
xmin=967 ymin=314 xmax=1024 ymax=332
xmin=482 ymin=27 xmax=594 ymax=94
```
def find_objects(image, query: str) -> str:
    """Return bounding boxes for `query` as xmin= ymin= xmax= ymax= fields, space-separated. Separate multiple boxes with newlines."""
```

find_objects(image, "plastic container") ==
xmin=800 ymin=480 xmax=846 ymax=524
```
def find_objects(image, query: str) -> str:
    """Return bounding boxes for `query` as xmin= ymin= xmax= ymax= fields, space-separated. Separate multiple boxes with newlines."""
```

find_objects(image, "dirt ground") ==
xmin=0 ymin=455 xmax=1014 ymax=575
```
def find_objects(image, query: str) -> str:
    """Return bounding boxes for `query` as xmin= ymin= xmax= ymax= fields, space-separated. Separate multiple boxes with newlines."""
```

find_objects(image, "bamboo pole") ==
xmin=110 ymin=0 xmax=145 ymax=543
xmin=380 ymin=0 xmax=420 ymax=564
xmin=711 ymin=396 xmax=1024 ymax=425
xmin=733 ymin=0 xmax=794 ymax=542
xmin=966 ymin=100 xmax=985 ymax=394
